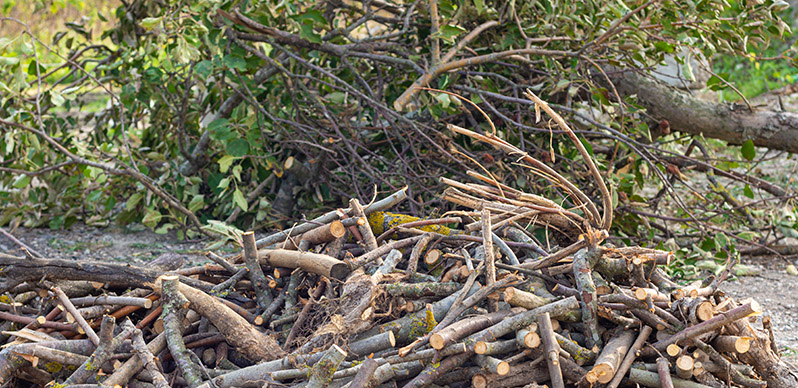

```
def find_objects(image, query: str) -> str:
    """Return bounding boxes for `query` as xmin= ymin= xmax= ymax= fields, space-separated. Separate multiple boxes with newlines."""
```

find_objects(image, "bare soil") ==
xmin=721 ymin=257 xmax=798 ymax=364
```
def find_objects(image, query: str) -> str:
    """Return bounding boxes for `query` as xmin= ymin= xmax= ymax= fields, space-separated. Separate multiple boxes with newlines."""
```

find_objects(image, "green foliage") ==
xmin=0 ymin=0 xmax=795 ymax=267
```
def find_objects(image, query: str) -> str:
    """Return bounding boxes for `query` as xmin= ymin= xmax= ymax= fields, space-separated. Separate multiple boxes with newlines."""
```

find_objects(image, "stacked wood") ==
xmin=0 ymin=188 xmax=792 ymax=387
xmin=0 ymin=96 xmax=794 ymax=387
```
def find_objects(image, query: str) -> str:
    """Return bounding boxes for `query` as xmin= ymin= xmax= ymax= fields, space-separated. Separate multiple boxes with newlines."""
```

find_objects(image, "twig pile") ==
xmin=0 ymin=92 xmax=795 ymax=388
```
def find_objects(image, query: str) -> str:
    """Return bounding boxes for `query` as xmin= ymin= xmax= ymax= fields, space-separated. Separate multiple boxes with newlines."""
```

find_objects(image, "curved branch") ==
xmin=394 ymin=47 xmax=573 ymax=111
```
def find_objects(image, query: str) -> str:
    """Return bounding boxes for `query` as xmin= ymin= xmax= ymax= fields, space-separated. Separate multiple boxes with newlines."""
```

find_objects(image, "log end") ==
xmin=430 ymin=333 xmax=445 ymax=350
xmin=329 ymin=262 xmax=350 ymax=281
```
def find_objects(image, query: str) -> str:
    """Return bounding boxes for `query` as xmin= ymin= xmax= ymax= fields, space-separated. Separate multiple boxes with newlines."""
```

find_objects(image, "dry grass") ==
xmin=2 ymin=0 xmax=119 ymax=42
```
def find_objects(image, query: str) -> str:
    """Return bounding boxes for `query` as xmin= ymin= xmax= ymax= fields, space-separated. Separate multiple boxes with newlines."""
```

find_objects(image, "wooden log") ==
xmin=657 ymin=357 xmax=676 ymax=388
xmin=69 ymin=296 xmax=153 ymax=309
xmin=474 ymin=339 xmax=517 ymax=356
xmin=471 ymin=362 xmax=549 ymax=388
xmin=368 ymin=361 xmax=425 ymax=387
xmin=481 ymin=207 xmax=498 ymax=312
xmin=254 ymin=187 xmax=406 ymax=248
xmin=473 ymin=354 xmax=510 ymax=375
xmin=423 ymin=248 xmax=442 ymax=266
xmin=516 ymin=328 xmax=541 ymax=349
xmin=606 ymin=325 xmax=653 ymax=388
xmin=671 ymin=297 xmax=714 ymax=324
xmin=554 ymin=332 xmax=595 ymax=365
xmin=710 ymin=335 xmax=750 ymax=354
xmin=675 ymin=355 xmax=695 ymax=379
xmin=9 ymin=343 xmax=88 ymax=366
xmin=155 ymin=275 xmax=283 ymax=362
xmin=573 ymin=247 xmax=603 ymax=349
xmin=0 ymin=310 xmax=77 ymax=332
xmin=629 ymin=368 xmax=715 ymax=388
xmin=384 ymin=282 xmax=461 ymax=299
xmin=406 ymin=233 xmax=432 ymax=275
xmin=503 ymin=287 xmax=554 ymax=310
xmin=307 ymin=345 xmax=347 ymax=388
xmin=641 ymin=301 xmax=760 ymax=356
xmin=0 ymin=255 xmax=212 ymax=293
xmin=430 ymin=309 xmax=514 ymax=350
xmin=347 ymin=357 xmax=378 ymax=388
xmin=539 ymin=311 xmax=564 ymax=388
xmin=258 ymin=249 xmax=350 ymax=280
xmin=52 ymin=287 xmax=100 ymax=346
xmin=348 ymin=331 xmax=395 ymax=357
xmin=301 ymin=220 xmax=346 ymax=246
xmin=161 ymin=276 xmax=203 ymax=388
xmin=242 ymin=231 xmax=273 ymax=311
xmin=634 ymin=287 xmax=670 ymax=303
xmin=587 ymin=329 xmax=636 ymax=384
xmin=130 ymin=327 xmax=169 ymax=388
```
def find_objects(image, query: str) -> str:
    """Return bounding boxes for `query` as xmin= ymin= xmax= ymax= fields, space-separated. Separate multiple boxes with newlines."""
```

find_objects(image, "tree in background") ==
xmin=0 ymin=0 xmax=796 ymax=271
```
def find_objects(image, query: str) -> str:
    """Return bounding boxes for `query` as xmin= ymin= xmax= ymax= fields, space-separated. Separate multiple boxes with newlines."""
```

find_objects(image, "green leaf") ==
xmin=298 ymin=23 xmax=322 ymax=43
xmin=434 ymin=93 xmax=451 ymax=108
xmin=142 ymin=209 xmax=162 ymax=228
xmin=232 ymin=165 xmax=242 ymax=182
xmin=706 ymin=73 xmax=729 ymax=91
xmin=218 ymin=155 xmax=236 ymax=173
xmin=155 ymin=223 xmax=173 ymax=235
xmin=0 ymin=57 xmax=20 ymax=66
xmin=743 ymin=184 xmax=754 ymax=199
xmin=653 ymin=41 xmax=675 ymax=53
xmin=218 ymin=177 xmax=230 ymax=190
xmin=226 ymin=139 xmax=250 ymax=157
xmin=439 ymin=25 xmax=466 ymax=43
xmin=290 ymin=10 xmax=326 ymax=27
xmin=233 ymin=188 xmax=248 ymax=211
xmin=188 ymin=195 xmax=205 ymax=212
xmin=741 ymin=139 xmax=755 ymax=161
xmin=50 ymin=90 xmax=65 ymax=107
xmin=126 ymin=193 xmax=143 ymax=211
xmin=194 ymin=60 xmax=213 ymax=78
xmin=223 ymin=56 xmax=247 ymax=71
xmin=326 ymin=92 xmax=347 ymax=104
xmin=12 ymin=175 xmax=31 ymax=188
xmin=473 ymin=0 xmax=485 ymax=13
xmin=140 ymin=17 xmax=163 ymax=30
xmin=209 ymin=118 xmax=232 ymax=141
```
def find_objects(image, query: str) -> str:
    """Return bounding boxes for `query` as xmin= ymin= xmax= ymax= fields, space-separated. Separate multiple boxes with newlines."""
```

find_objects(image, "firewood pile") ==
xmin=0 ymin=92 xmax=795 ymax=388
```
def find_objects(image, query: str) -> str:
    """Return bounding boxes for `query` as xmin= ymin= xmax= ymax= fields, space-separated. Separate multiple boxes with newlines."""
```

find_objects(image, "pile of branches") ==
xmin=0 ymin=95 xmax=795 ymax=388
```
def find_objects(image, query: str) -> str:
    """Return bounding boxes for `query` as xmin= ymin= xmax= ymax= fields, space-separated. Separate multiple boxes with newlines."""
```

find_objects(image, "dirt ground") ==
xmin=2 ymin=221 xmax=797 ymax=365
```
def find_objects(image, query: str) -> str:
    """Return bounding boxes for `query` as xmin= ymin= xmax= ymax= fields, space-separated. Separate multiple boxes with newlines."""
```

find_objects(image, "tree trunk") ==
xmin=608 ymin=69 xmax=798 ymax=153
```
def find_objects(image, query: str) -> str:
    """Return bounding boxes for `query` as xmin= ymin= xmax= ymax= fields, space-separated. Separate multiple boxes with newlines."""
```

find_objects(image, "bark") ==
xmin=539 ymin=312 xmax=565 ymax=388
xmin=0 ymin=254 xmax=212 ymax=293
xmin=258 ymin=249 xmax=350 ymax=280
xmin=606 ymin=325 xmax=653 ymax=388
xmin=242 ymin=231 xmax=272 ymax=310
xmin=629 ymin=368 xmax=716 ymax=388
xmin=154 ymin=276 xmax=284 ymax=362
xmin=608 ymin=68 xmax=798 ymax=153
xmin=641 ymin=301 xmax=760 ymax=357
xmin=161 ymin=276 xmax=204 ymax=388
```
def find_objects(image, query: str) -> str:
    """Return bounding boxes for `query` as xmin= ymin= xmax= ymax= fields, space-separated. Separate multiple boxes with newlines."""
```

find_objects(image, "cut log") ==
xmin=258 ymin=249 xmax=350 ymax=280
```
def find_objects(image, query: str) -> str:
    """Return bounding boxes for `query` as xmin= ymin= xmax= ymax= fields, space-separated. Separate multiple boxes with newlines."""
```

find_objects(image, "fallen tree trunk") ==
xmin=608 ymin=68 xmax=798 ymax=153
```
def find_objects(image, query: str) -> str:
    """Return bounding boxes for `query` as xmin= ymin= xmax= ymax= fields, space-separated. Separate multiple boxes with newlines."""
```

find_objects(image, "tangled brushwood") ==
xmin=0 ymin=94 xmax=795 ymax=388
